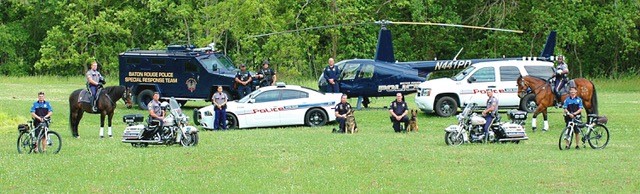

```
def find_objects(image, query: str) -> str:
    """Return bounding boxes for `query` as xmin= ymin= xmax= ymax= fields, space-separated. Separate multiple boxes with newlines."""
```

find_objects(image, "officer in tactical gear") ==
xmin=256 ymin=60 xmax=277 ymax=88
xmin=86 ymin=61 xmax=104 ymax=112
xmin=235 ymin=64 xmax=253 ymax=99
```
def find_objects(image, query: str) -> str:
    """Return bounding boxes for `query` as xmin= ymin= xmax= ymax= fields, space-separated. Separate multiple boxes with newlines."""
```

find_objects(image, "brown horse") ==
xmin=69 ymin=86 xmax=132 ymax=138
xmin=516 ymin=75 xmax=598 ymax=131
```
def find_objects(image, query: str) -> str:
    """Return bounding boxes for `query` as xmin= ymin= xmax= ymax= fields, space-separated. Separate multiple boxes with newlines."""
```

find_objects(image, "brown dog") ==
xmin=345 ymin=110 xmax=357 ymax=134
xmin=408 ymin=109 xmax=419 ymax=132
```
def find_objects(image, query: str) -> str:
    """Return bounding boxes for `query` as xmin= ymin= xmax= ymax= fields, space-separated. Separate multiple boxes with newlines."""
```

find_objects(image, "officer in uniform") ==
xmin=256 ymin=60 xmax=277 ymax=88
xmin=562 ymin=87 xmax=583 ymax=149
xmin=553 ymin=55 xmax=569 ymax=107
xmin=30 ymin=92 xmax=53 ymax=151
xmin=235 ymin=64 xmax=253 ymax=99
xmin=323 ymin=58 xmax=340 ymax=93
xmin=482 ymin=89 xmax=499 ymax=136
xmin=86 ymin=61 xmax=104 ymax=112
xmin=389 ymin=93 xmax=409 ymax=132
xmin=212 ymin=86 xmax=228 ymax=130
xmin=148 ymin=92 xmax=165 ymax=139
xmin=333 ymin=94 xmax=352 ymax=133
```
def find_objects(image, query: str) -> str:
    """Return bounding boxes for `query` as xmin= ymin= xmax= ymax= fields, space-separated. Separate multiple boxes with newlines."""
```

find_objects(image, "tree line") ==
xmin=1 ymin=0 xmax=638 ymax=78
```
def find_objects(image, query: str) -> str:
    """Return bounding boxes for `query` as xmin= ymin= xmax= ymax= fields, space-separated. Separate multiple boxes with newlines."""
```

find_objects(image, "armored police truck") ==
xmin=119 ymin=45 xmax=239 ymax=110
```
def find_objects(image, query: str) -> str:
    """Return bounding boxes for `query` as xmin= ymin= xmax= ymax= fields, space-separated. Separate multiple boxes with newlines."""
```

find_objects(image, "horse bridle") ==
xmin=520 ymin=79 xmax=548 ymax=96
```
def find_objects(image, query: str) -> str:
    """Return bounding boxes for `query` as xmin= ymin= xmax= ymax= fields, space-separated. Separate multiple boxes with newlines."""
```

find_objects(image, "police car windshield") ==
xmin=238 ymin=89 xmax=263 ymax=103
xmin=453 ymin=66 xmax=475 ymax=81
xmin=199 ymin=54 xmax=236 ymax=72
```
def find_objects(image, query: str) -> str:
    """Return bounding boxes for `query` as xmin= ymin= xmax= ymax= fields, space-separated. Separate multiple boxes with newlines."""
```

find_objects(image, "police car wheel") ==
xmin=225 ymin=113 xmax=238 ymax=129
xmin=305 ymin=108 xmax=327 ymax=127
xmin=137 ymin=89 xmax=154 ymax=110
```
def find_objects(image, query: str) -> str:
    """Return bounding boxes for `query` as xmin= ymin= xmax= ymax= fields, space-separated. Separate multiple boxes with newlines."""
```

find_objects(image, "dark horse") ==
xmin=517 ymin=75 xmax=598 ymax=131
xmin=69 ymin=86 xmax=132 ymax=138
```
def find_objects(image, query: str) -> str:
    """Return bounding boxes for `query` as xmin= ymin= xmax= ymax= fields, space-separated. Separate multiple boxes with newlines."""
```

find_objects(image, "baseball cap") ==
xmin=263 ymin=60 xmax=269 ymax=65
xmin=240 ymin=64 xmax=246 ymax=68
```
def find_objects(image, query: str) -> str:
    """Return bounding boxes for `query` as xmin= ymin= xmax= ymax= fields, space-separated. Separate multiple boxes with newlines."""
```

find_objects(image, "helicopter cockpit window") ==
xmin=470 ymin=67 xmax=495 ymax=82
xmin=340 ymin=63 xmax=360 ymax=80
xmin=453 ymin=66 xmax=475 ymax=81
xmin=359 ymin=64 xmax=374 ymax=79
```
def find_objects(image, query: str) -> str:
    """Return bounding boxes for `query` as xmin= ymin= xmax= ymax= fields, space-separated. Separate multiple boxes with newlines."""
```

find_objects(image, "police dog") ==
xmin=345 ymin=110 xmax=357 ymax=134
xmin=408 ymin=109 xmax=419 ymax=132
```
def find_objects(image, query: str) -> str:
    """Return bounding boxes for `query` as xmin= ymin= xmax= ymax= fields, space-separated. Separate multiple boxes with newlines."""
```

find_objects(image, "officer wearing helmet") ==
xmin=553 ymin=55 xmax=569 ymax=107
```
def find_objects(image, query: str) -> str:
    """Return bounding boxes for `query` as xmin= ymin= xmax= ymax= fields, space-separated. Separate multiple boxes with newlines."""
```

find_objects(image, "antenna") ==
xmin=453 ymin=47 xmax=464 ymax=60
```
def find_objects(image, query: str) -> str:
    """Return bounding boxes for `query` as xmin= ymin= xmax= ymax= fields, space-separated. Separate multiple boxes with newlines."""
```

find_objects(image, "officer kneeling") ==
xmin=333 ymin=94 xmax=352 ymax=133
xmin=389 ymin=93 xmax=409 ymax=132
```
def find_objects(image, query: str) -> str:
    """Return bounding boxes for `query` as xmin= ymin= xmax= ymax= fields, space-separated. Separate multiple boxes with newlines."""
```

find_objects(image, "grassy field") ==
xmin=0 ymin=76 xmax=639 ymax=193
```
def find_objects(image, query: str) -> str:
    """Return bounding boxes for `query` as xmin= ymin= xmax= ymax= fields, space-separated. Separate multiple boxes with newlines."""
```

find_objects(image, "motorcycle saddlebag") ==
xmin=122 ymin=125 xmax=145 ymax=140
xmin=500 ymin=123 xmax=527 ymax=138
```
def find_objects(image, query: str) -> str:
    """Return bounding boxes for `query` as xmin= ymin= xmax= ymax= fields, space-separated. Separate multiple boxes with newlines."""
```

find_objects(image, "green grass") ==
xmin=1 ymin=76 xmax=639 ymax=192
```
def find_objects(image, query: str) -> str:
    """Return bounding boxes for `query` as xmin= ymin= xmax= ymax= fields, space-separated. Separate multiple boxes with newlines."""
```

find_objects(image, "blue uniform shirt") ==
xmin=323 ymin=65 xmax=340 ymax=81
xmin=563 ymin=96 xmax=583 ymax=114
xmin=335 ymin=102 xmax=352 ymax=115
xmin=31 ymin=100 xmax=53 ymax=117
xmin=389 ymin=101 xmax=408 ymax=116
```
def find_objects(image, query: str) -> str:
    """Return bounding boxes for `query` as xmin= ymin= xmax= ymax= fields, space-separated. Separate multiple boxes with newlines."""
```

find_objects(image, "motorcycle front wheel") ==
xmin=180 ymin=133 xmax=199 ymax=147
xmin=445 ymin=132 xmax=464 ymax=146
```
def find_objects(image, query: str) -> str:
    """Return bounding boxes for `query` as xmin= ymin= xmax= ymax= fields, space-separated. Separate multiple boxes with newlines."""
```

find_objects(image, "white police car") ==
xmin=415 ymin=60 xmax=554 ymax=117
xmin=194 ymin=83 xmax=342 ymax=129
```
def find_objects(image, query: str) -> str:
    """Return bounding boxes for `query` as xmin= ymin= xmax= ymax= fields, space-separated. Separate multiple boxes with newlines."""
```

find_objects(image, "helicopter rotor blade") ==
xmin=248 ymin=22 xmax=372 ymax=38
xmin=390 ymin=21 xmax=523 ymax=33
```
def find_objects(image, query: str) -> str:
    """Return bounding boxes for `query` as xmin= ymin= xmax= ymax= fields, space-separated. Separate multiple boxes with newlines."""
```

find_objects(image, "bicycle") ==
xmin=558 ymin=114 xmax=609 ymax=150
xmin=17 ymin=117 xmax=62 ymax=154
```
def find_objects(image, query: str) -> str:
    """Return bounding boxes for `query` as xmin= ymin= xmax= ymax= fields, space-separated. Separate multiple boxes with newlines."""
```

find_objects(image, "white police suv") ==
xmin=195 ymin=83 xmax=342 ymax=129
xmin=415 ymin=60 xmax=554 ymax=117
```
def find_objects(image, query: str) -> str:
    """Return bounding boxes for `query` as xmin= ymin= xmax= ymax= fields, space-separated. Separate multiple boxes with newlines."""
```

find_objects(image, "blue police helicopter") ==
xmin=252 ymin=20 xmax=556 ymax=108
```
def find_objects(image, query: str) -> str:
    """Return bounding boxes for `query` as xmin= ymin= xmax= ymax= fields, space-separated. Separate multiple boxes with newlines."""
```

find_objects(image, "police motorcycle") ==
xmin=444 ymin=102 xmax=529 ymax=145
xmin=122 ymin=97 xmax=199 ymax=147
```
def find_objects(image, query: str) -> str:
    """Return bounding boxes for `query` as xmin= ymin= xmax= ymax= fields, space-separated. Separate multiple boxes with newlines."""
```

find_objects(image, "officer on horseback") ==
xmin=552 ymin=55 xmax=569 ymax=107
xmin=86 ymin=61 xmax=104 ymax=112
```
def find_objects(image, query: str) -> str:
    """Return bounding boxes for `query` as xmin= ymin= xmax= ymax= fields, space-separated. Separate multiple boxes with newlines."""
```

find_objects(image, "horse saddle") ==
xmin=78 ymin=88 xmax=103 ymax=104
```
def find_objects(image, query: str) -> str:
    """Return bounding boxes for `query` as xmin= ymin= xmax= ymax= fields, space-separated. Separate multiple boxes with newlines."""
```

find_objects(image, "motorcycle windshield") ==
xmin=169 ymin=97 xmax=183 ymax=115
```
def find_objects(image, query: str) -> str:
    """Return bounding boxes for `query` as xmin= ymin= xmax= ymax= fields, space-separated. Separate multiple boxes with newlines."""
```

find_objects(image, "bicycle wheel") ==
xmin=558 ymin=127 xmax=574 ymax=150
xmin=587 ymin=124 xmax=610 ymax=149
xmin=38 ymin=131 xmax=62 ymax=154
xmin=17 ymin=132 xmax=34 ymax=154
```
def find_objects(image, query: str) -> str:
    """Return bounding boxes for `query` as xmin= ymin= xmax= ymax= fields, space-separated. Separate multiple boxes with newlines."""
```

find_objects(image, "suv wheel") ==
xmin=435 ymin=96 xmax=458 ymax=117
xmin=520 ymin=93 xmax=537 ymax=113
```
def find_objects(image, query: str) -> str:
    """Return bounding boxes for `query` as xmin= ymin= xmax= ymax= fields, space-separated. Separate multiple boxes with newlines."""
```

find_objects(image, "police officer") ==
xmin=235 ymin=64 xmax=253 ymax=98
xmin=482 ymin=89 xmax=499 ymax=136
xmin=212 ymin=86 xmax=228 ymax=130
xmin=563 ymin=87 xmax=583 ymax=149
xmin=333 ymin=94 xmax=352 ymax=133
xmin=30 ymin=92 xmax=53 ymax=152
xmin=553 ymin=55 xmax=569 ymax=107
xmin=256 ymin=60 xmax=277 ymax=88
xmin=323 ymin=58 xmax=340 ymax=93
xmin=86 ymin=61 xmax=104 ymax=112
xmin=389 ymin=93 xmax=409 ymax=133
xmin=148 ymin=92 xmax=165 ymax=139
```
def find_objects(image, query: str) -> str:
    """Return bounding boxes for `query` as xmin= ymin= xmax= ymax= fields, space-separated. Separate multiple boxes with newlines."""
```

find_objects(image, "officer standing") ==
xmin=333 ymin=94 xmax=352 ymax=133
xmin=235 ymin=64 xmax=253 ymax=99
xmin=86 ymin=61 xmax=104 ymax=112
xmin=212 ymin=86 xmax=228 ymax=130
xmin=256 ymin=60 xmax=277 ymax=88
xmin=323 ymin=58 xmax=340 ymax=93
xmin=30 ymin=91 xmax=53 ymax=152
xmin=389 ymin=93 xmax=409 ymax=133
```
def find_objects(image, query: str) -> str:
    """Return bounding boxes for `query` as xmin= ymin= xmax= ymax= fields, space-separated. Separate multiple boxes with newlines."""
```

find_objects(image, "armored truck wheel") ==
xmin=137 ymin=89 xmax=154 ymax=110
